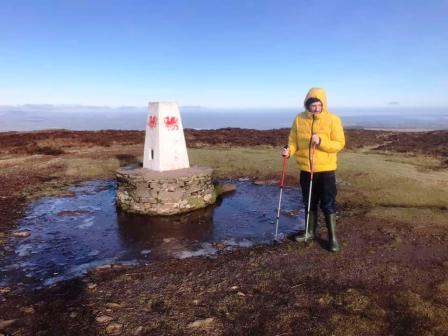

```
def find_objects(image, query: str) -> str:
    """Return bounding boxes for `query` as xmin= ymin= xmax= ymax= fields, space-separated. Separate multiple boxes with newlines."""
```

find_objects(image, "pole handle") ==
xmin=310 ymin=143 xmax=316 ymax=178
xmin=279 ymin=144 xmax=289 ymax=187
xmin=280 ymin=156 xmax=287 ymax=187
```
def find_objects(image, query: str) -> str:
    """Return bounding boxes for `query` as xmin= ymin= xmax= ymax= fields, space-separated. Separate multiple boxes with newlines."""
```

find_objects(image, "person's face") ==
xmin=308 ymin=102 xmax=323 ymax=114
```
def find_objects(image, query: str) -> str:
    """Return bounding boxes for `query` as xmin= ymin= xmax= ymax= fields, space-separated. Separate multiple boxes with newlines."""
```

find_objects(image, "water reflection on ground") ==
xmin=0 ymin=179 xmax=304 ymax=289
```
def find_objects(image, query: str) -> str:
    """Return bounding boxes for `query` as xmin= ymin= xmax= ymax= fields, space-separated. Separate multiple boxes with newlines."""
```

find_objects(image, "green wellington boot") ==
xmin=295 ymin=211 xmax=318 ymax=242
xmin=325 ymin=213 xmax=340 ymax=252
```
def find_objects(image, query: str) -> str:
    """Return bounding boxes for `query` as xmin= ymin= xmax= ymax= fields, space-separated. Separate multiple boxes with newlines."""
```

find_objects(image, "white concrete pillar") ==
xmin=143 ymin=102 xmax=190 ymax=171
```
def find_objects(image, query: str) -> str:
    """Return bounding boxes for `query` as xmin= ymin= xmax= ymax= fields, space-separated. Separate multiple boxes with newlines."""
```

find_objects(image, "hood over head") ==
xmin=304 ymin=87 xmax=328 ymax=113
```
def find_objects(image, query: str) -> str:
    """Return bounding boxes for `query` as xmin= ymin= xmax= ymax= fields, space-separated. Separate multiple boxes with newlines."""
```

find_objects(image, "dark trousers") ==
xmin=300 ymin=170 xmax=337 ymax=215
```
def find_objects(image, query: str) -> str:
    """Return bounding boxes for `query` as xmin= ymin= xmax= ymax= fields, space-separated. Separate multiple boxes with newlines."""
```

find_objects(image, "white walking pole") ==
xmin=274 ymin=151 xmax=288 ymax=241
xmin=305 ymin=143 xmax=316 ymax=242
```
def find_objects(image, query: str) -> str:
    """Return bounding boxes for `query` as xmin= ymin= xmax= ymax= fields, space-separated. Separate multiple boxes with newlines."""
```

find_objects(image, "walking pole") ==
xmin=305 ymin=143 xmax=316 ymax=242
xmin=274 ymin=146 xmax=289 ymax=241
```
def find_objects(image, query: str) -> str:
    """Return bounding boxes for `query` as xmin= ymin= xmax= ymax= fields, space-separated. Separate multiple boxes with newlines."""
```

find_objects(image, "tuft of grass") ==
xmin=435 ymin=281 xmax=448 ymax=305
xmin=35 ymin=146 xmax=65 ymax=156
xmin=115 ymin=153 xmax=141 ymax=166
xmin=337 ymin=152 xmax=448 ymax=209
xmin=188 ymin=147 xmax=297 ymax=180
xmin=63 ymin=158 xmax=121 ymax=178
xmin=323 ymin=313 xmax=385 ymax=336
xmin=20 ymin=141 xmax=67 ymax=156
xmin=189 ymin=147 xmax=448 ymax=226
xmin=367 ymin=207 xmax=448 ymax=228
xmin=190 ymin=148 xmax=448 ymax=208
xmin=391 ymin=291 xmax=448 ymax=335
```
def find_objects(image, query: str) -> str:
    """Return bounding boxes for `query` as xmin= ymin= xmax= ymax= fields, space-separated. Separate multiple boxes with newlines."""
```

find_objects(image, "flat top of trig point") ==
xmin=149 ymin=101 xmax=178 ymax=106
xmin=117 ymin=166 xmax=213 ymax=179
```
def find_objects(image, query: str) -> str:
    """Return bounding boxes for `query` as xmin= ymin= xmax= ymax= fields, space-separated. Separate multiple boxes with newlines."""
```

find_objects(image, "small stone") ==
xmin=0 ymin=319 xmax=16 ymax=329
xmin=96 ymin=315 xmax=114 ymax=323
xmin=215 ymin=242 xmax=225 ymax=250
xmin=87 ymin=283 xmax=97 ymax=290
xmin=13 ymin=231 xmax=31 ymax=238
xmin=110 ymin=264 xmax=125 ymax=271
xmin=133 ymin=326 xmax=144 ymax=335
xmin=221 ymin=184 xmax=237 ymax=193
xmin=192 ymin=299 xmax=200 ymax=305
xmin=105 ymin=302 xmax=123 ymax=309
xmin=237 ymin=291 xmax=246 ymax=297
xmin=95 ymin=264 xmax=112 ymax=271
xmin=20 ymin=306 xmax=35 ymax=314
xmin=187 ymin=317 xmax=215 ymax=329
xmin=59 ymin=191 xmax=77 ymax=198
xmin=318 ymin=295 xmax=333 ymax=306
xmin=106 ymin=322 xmax=123 ymax=334
xmin=0 ymin=287 xmax=11 ymax=294
xmin=230 ymin=286 xmax=239 ymax=291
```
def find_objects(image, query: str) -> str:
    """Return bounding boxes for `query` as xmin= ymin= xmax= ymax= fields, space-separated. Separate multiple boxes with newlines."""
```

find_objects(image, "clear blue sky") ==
xmin=1 ymin=0 xmax=447 ymax=108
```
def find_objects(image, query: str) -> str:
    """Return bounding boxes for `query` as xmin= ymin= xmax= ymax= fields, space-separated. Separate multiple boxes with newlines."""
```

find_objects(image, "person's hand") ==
xmin=311 ymin=134 xmax=320 ymax=146
xmin=282 ymin=146 xmax=290 ymax=157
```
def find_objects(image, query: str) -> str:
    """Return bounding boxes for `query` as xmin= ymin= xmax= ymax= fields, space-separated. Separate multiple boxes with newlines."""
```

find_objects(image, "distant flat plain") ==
xmin=1 ymin=106 xmax=448 ymax=131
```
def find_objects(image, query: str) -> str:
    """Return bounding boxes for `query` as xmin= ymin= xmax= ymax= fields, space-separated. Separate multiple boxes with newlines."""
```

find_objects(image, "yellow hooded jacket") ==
xmin=288 ymin=88 xmax=345 ymax=172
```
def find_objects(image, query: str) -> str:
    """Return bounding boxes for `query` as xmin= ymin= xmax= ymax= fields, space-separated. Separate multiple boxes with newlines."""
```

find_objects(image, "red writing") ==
xmin=148 ymin=116 xmax=157 ymax=129
xmin=164 ymin=116 xmax=179 ymax=130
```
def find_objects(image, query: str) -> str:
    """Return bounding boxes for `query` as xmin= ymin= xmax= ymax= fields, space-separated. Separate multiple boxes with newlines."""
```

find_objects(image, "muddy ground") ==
xmin=0 ymin=129 xmax=448 ymax=335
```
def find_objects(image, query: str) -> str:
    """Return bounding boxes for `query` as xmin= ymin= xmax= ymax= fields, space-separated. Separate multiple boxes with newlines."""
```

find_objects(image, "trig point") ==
xmin=116 ymin=102 xmax=217 ymax=215
xmin=143 ymin=102 xmax=189 ymax=171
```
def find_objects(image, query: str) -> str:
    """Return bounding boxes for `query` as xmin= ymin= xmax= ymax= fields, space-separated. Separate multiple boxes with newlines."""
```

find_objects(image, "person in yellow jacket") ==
xmin=282 ymin=88 xmax=345 ymax=251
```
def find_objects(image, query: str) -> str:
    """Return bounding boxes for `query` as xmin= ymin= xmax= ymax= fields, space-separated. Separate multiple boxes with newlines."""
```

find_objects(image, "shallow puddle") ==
xmin=0 ymin=179 xmax=304 ymax=289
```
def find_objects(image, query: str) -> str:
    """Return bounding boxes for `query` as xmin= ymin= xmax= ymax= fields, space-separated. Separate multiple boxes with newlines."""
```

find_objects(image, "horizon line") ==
xmin=1 ymin=103 xmax=448 ymax=110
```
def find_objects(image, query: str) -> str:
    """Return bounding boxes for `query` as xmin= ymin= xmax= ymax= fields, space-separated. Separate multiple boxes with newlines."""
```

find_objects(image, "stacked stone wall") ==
xmin=116 ymin=166 xmax=216 ymax=215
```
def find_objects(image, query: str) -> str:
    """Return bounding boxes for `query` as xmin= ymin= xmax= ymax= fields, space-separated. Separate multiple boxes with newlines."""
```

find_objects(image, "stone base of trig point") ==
xmin=116 ymin=166 xmax=217 ymax=215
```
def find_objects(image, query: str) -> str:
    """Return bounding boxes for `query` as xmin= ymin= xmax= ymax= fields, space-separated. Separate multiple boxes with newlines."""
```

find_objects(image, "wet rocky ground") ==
xmin=0 ymin=128 xmax=447 ymax=335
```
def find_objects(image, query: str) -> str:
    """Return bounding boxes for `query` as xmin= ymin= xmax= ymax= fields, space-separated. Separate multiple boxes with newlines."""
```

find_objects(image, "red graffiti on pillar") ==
xmin=164 ymin=116 xmax=179 ymax=130
xmin=148 ymin=116 xmax=157 ymax=129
